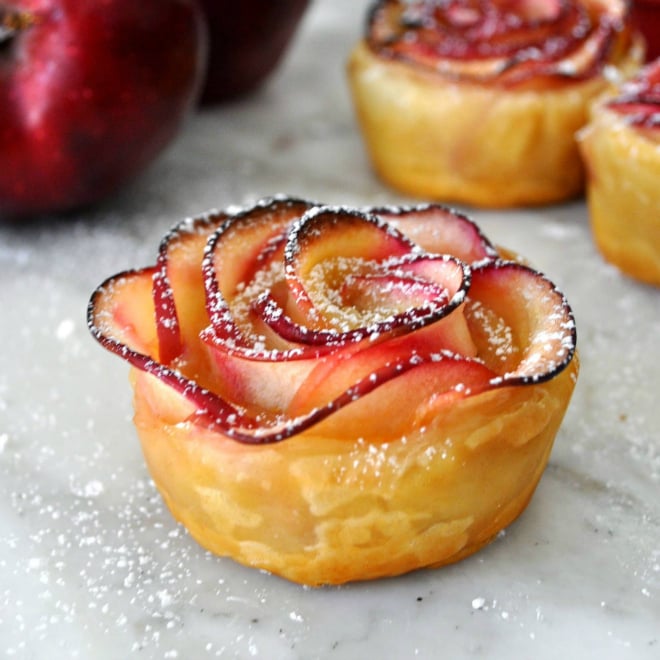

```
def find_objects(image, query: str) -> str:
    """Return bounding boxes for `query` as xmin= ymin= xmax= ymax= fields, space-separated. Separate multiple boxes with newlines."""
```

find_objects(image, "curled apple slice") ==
xmin=373 ymin=203 xmax=499 ymax=263
xmin=88 ymin=196 xmax=579 ymax=585
xmin=466 ymin=260 xmax=576 ymax=382
xmin=88 ymin=267 xmax=254 ymax=433
xmin=152 ymin=209 xmax=229 ymax=366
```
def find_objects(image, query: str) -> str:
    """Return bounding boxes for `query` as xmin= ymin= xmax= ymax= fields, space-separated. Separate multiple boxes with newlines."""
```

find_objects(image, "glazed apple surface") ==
xmin=197 ymin=0 xmax=309 ymax=103
xmin=0 ymin=0 xmax=206 ymax=219
xmin=88 ymin=197 xmax=579 ymax=585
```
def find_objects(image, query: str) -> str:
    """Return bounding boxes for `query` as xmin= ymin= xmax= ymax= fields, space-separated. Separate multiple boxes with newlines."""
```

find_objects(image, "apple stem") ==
xmin=0 ymin=8 xmax=36 ymax=44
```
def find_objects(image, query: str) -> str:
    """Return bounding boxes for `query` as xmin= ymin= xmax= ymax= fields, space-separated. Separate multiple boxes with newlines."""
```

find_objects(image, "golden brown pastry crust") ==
xmin=347 ymin=2 xmax=643 ymax=208
xmin=133 ymin=356 xmax=578 ymax=586
xmin=578 ymin=103 xmax=660 ymax=285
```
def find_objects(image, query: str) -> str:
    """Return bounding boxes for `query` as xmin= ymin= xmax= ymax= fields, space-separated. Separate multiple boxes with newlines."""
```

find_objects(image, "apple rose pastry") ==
xmin=88 ymin=196 xmax=578 ymax=585
xmin=578 ymin=59 xmax=660 ymax=285
xmin=347 ymin=0 xmax=642 ymax=207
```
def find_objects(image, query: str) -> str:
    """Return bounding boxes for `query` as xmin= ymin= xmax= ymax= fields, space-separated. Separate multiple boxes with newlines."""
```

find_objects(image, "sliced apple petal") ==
xmin=307 ymin=354 xmax=497 ymax=441
xmin=284 ymin=206 xmax=418 ymax=324
xmin=193 ymin=352 xmax=494 ymax=444
xmin=87 ymin=267 xmax=254 ymax=430
xmin=199 ymin=341 xmax=329 ymax=415
xmin=90 ymin=267 xmax=160 ymax=358
xmin=153 ymin=210 xmax=229 ymax=365
xmin=340 ymin=273 xmax=447 ymax=311
xmin=373 ymin=204 xmax=499 ymax=264
xmin=466 ymin=260 xmax=576 ymax=385
xmin=202 ymin=197 xmax=315 ymax=345
xmin=287 ymin=308 xmax=478 ymax=418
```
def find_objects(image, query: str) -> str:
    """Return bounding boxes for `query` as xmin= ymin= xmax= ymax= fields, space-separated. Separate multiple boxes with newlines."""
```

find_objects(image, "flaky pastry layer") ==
xmin=132 ymin=357 xmax=578 ymax=586
xmin=347 ymin=41 xmax=642 ymax=207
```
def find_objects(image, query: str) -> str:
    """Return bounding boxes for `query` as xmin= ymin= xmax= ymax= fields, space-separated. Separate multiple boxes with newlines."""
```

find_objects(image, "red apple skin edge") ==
xmin=198 ymin=0 xmax=309 ymax=104
xmin=0 ymin=0 xmax=207 ymax=220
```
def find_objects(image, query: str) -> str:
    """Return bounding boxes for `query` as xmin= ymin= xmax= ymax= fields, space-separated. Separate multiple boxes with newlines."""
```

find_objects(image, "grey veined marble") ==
xmin=1 ymin=1 xmax=658 ymax=658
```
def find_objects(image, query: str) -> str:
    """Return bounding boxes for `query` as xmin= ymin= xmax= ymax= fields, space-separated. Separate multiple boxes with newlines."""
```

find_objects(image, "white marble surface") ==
xmin=1 ymin=1 xmax=659 ymax=658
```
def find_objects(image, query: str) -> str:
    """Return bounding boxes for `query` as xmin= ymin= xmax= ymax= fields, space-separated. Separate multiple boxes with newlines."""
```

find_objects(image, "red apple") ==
xmin=631 ymin=0 xmax=660 ymax=61
xmin=197 ymin=0 xmax=309 ymax=104
xmin=0 ymin=0 xmax=207 ymax=219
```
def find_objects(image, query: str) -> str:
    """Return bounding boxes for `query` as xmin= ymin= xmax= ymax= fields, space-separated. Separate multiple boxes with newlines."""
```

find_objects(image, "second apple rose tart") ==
xmin=578 ymin=58 xmax=660 ymax=286
xmin=88 ymin=197 xmax=579 ymax=585
xmin=347 ymin=0 xmax=643 ymax=207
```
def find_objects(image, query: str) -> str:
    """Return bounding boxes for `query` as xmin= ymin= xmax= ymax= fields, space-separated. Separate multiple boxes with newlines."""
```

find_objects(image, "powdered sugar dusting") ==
xmin=0 ymin=0 xmax=657 ymax=653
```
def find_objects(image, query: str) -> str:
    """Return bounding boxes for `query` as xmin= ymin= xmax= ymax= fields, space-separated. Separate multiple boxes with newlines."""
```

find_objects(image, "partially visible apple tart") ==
xmin=578 ymin=58 xmax=660 ymax=285
xmin=347 ymin=0 xmax=643 ymax=207
xmin=88 ymin=197 xmax=579 ymax=585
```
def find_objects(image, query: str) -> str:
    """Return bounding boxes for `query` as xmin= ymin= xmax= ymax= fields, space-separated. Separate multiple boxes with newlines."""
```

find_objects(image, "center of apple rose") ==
xmin=229 ymin=255 xmax=450 ymax=341
xmin=0 ymin=8 xmax=36 ymax=49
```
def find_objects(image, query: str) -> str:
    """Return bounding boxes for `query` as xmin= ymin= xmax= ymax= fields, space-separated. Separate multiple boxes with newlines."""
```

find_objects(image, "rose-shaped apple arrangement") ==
xmin=347 ymin=0 xmax=643 ymax=207
xmin=88 ymin=197 xmax=578 ymax=585
xmin=0 ymin=0 xmax=206 ymax=219
xmin=578 ymin=58 xmax=660 ymax=285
